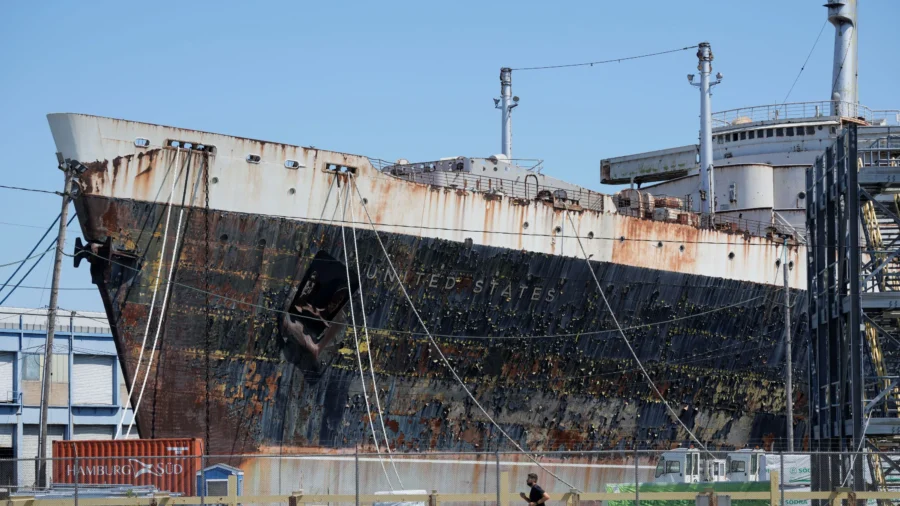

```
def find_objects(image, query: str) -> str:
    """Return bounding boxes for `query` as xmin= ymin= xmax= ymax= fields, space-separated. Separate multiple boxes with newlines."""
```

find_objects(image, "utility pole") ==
xmin=780 ymin=234 xmax=794 ymax=452
xmin=36 ymin=155 xmax=76 ymax=488
xmin=688 ymin=42 xmax=722 ymax=225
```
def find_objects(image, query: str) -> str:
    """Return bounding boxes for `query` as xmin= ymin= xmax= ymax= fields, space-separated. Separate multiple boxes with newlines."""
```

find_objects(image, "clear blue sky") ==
xmin=1 ymin=0 xmax=898 ymax=312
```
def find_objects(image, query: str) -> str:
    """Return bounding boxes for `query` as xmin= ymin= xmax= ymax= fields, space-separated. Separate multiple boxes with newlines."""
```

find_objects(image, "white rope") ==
xmin=116 ymin=148 xmax=182 ymax=439
xmin=126 ymin=151 xmax=195 ymax=438
xmin=565 ymin=211 xmax=714 ymax=458
xmin=347 ymin=177 xmax=404 ymax=487
xmin=338 ymin=184 xmax=395 ymax=491
xmin=351 ymin=179 xmax=577 ymax=490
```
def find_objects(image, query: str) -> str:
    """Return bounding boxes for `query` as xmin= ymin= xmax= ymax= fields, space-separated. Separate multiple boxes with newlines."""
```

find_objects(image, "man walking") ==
xmin=520 ymin=473 xmax=550 ymax=506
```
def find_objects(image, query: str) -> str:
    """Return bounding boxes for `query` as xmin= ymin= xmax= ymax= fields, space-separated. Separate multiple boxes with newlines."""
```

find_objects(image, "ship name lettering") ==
xmin=473 ymin=280 xmax=484 ymax=293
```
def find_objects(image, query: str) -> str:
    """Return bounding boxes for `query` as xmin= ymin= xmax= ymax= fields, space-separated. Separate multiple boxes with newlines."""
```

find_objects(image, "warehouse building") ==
xmin=0 ymin=306 xmax=136 ymax=488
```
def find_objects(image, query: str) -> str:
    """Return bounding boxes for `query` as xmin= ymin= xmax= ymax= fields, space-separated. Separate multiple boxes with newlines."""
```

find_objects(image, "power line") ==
xmin=252 ymin=213 xmax=837 ymax=250
xmin=0 ymin=221 xmax=54 ymax=230
xmin=8 ymin=285 xmax=95 ymax=291
xmin=0 ymin=184 xmax=59 ymax=195
xmin=782 ymin=20 xmax=829 ymax=105
xmin=511 ymin=45 xmax=698 ymax=71
xmin=62 ymin=249 xmax=773 ymax=342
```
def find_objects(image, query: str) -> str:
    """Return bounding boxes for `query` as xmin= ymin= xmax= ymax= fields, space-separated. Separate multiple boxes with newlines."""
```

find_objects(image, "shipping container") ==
xmin=52 ymin=438 xmax=204 ymax=495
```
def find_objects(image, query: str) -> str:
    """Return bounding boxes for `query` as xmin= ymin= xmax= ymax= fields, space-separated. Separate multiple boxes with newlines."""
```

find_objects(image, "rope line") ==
xmin=347 ymin=187 xmax=404 ymax=487
xmin=352 ymin=175 xmax=578 ymax=490
xmin=127 ymin=150 xmax=195 ymax=438
xmin=116 ymin=148 xmax=184 ymax=439
xmin=339 ymin=184 xmax=395 ymax=491
xmin=566 ymin=212 xmax=713 ymax=457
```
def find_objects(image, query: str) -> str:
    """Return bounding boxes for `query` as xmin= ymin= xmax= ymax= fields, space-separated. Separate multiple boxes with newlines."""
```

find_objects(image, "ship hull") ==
xmin=76 ymin=193 xmax=807 ymax=455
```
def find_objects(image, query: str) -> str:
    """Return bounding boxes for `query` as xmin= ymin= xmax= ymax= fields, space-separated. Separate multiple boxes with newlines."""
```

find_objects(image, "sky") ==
xmin=0 ymin=0 xmax=898 ymax=313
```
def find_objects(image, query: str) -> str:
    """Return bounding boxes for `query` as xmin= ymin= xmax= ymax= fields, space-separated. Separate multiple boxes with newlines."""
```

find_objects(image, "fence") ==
xmin=2 ymin=451 xmax=900 ymax=505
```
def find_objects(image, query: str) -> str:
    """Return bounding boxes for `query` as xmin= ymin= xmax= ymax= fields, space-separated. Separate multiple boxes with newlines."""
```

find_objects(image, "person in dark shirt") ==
xmin=520 ymin=473 xmax=550 ymax=506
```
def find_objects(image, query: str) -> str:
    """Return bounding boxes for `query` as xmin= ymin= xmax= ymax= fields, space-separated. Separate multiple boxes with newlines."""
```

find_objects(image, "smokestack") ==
xmin=826 ymin=0 xmax=858 ymax=117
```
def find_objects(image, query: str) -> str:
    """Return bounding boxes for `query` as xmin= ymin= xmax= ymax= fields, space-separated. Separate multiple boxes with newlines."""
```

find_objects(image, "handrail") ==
xmin=712 ymin=101 xmax=900 ymax=127
xmin=380 ymin=163 xmax=607 ymax=212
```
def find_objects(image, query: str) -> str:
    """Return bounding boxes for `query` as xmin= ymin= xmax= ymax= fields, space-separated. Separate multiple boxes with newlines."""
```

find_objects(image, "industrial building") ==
xmin=0 ymin=306 xmax=135 ymax=489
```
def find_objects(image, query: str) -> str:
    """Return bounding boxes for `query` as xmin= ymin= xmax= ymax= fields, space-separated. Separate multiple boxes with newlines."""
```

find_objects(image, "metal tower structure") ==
xmin=807 ymin=123 xmax=900 ymax=493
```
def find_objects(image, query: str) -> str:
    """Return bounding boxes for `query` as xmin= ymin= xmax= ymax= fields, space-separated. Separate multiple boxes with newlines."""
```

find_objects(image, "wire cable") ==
xmin=781 ymin=20 xmax=829 ymax=105
xmin=338 ymin=184 xmax=395 ymax=491
xmin=0 ymin=184 xmax=59 ymax=195
xmin=0 ymin=216 xmax=78 ymax=305
xmin=118 ymin=148 xmax=184 ymax=438
xmin=347 ymin=186 xmax=404 ymax=487
xmin=566 ymin=211 xmax=713 ymax=458
xmin=351 ymin=175 xmax=578 ymax=490
xmin=63 ymin=246 xmax=772 ymax=344
xmin=511 ymin=45 xmax=697 ymax=71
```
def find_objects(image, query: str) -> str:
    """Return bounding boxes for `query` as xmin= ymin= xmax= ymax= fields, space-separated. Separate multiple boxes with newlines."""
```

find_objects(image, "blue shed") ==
xmin=196 ymin=463 xmax=245 ymax=497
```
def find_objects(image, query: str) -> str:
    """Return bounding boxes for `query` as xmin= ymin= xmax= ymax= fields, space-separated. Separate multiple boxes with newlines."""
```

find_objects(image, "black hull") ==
xmin=75 ymin=194 xmax=808 ymax=454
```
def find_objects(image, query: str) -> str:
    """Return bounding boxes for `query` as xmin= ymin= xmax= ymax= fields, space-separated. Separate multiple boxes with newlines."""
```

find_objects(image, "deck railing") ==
xmin=712 ymin=101 xmax=900 ymax=127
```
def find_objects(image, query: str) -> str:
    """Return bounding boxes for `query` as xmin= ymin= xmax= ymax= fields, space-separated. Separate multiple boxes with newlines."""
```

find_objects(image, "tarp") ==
xmin=604 ymin=482 xmax=771 ymax=506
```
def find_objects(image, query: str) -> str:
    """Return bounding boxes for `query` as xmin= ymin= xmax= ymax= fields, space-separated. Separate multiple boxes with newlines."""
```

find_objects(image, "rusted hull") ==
xmin=75 ymin=193 xmax=807 ymax=456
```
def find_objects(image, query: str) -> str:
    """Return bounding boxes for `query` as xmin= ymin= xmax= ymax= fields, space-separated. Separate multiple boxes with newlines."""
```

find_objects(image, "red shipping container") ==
xmin=52 ymin=438 xmax=204 ymax=495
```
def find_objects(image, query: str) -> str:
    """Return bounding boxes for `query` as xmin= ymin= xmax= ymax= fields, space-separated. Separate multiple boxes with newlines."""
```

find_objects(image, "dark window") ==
xmin=732 ymin=133 xmax=738 ymax=142
xmin=807 ymin=126 xmax=816 ymax=135
xmin=776 ymin=128 xmax=784 ymax=137
xmin=666 ymin=461 xmax=681 ymax=474
xmin=740 ymin=132 xmax=746 ymax=140
xmin=748 ymin=131 xmax=755 ymax=139
xmin=786 ymin=127 xmax=794 ymax=136
xmin=23 ymin=354 xmax=41 ymax=381
xmin=767 ymin=129 xmax=774 ymax=138
xmin=796 ymin=126 xmax=805 ymax=136
xmin=731 ymin=460 xmax=746 ymax=473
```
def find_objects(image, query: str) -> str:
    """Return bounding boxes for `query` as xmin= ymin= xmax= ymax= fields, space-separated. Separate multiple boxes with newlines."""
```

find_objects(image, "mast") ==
xmin=827 ymin=0 xmax=858 ymax=117
xmin=495 ymin=67 xmax=518 ymax=159
xmin=689 ymin=42 xmax=722 ymax=219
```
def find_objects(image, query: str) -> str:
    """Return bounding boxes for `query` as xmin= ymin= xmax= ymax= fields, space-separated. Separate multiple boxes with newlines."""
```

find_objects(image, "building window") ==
xmin=740 ymin=131 xmax=746 ymax=140
xmin=732 ymin=133 xmax=738 ymax=142
xmin=776 ymin=128 xmax=784 ymax=137
xmin=786 ymin=127 xmax=794 ymax=136
xmin=73 ymin=355 xmax=114 ymax=405
xmin=807 ymin=126 xmax=815 ymax=135
xmin=796 ymin=126 xmax=805 ymax=136
xmin=22 ymin=354 xmax=41 ymax=381
xmin=767 ymin=129 xmax=774 ymax=138
xmin=21 ymin=354 xmax=68 ymax=406
xmin=748 ymin=131 xmax=755 ymax=139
